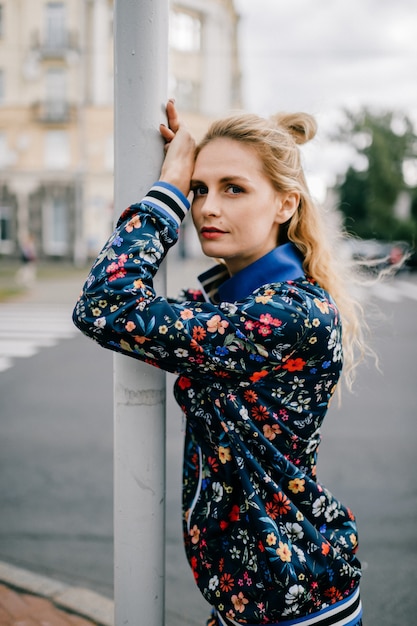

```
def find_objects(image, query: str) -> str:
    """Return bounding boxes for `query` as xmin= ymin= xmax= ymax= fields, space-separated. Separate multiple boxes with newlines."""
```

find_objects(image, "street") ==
xmin=0 ymin=266 xmax=416 ymax=625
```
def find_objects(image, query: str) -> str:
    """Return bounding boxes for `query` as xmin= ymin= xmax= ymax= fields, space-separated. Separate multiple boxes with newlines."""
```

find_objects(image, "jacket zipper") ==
xmin=187 ymin=445 xmax=203 ymax=534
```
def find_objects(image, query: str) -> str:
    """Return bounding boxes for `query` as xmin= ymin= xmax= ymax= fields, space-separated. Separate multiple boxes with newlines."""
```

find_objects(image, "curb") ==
xmin=0 ymin=560 xmax=114 ymax=626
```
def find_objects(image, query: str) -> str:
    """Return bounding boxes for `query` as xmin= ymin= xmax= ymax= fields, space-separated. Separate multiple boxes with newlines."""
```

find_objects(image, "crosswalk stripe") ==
xmin=353 ymin=276 xmax=417 ymax=304
xmin=0 ymin=356 xmax=12 ymax=372
xmin=370 ymin=282 xmax=402 ymax=303
xmin=0 ymin=303 xmax=77 ymax=372
xmin=0 ymin=339 xmax=39 ymax=358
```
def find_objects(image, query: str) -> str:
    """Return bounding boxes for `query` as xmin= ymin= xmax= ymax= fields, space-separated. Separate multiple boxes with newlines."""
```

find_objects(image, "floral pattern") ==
xmin=73 ymin=183 xmax=361 ymax=624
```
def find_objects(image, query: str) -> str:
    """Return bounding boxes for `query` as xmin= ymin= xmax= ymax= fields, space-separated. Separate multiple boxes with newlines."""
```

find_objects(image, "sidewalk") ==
xmin=0 ymin=561 xmax=113 ymax=626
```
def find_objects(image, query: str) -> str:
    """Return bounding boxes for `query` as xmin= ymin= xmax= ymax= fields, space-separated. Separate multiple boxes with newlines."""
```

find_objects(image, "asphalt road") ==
xmin=0 ymin=268 xmax=416 ymax=625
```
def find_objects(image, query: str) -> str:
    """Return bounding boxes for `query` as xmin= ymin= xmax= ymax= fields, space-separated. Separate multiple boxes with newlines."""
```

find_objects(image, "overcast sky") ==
xmin=234 ymin=0 xmax=417 ymax=193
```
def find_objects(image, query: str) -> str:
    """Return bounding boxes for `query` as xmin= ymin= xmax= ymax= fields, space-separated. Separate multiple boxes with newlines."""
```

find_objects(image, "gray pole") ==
xmin=113 ymin=1 xmax=168 ymax=624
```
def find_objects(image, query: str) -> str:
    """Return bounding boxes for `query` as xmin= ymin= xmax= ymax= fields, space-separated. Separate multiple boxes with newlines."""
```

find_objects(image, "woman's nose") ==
xmin=200 ymin=192 xmax=220 ymax=216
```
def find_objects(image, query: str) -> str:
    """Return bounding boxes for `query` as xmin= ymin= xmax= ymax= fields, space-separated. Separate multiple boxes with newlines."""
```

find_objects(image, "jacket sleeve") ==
xmin=73 ymin=183 xmax=320 ymax=382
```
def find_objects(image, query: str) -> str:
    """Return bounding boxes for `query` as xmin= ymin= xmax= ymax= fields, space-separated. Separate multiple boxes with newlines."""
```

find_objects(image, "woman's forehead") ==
xmin=194 ymin=138 xmax=263 ymax=178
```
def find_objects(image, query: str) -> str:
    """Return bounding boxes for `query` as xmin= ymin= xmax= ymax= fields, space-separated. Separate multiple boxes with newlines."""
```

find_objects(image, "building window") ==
xmin=45 ymin=68 xmax=66 ymax=119
xmin=45 ymin=2 xmax=66 ymax=48
xmin=43 ymin=196 xmax=69 ymax=255
xmin=0 ymin=205 xmax=12 ymax=250
xmin=44 ymin=130 xmax=70 ymax=169
xmin=170 ymin=11 xmax=201 ymax=52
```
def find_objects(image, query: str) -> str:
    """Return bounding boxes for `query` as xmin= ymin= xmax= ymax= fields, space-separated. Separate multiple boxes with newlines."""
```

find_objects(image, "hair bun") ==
xmin=270 ymin=112 xmax=317 ymax=145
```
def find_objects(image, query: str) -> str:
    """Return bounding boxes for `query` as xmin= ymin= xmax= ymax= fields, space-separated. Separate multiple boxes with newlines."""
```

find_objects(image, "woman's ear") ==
xmin=275 ymin=191 xmax=300 ymax=224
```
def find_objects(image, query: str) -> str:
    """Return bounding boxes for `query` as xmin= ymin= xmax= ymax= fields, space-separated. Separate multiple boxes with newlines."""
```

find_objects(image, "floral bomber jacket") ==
xmin=73 ymin=182 xmax=361 ymax=624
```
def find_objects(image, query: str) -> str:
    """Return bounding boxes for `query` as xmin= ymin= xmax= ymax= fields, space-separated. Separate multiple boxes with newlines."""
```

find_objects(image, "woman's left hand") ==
xmin=159 ymin=100 xmax=196 ymax=197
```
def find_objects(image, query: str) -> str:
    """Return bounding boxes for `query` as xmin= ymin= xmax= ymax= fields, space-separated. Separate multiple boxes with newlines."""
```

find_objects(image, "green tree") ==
xmin=333 ymin=108 xmax=417 ymax=243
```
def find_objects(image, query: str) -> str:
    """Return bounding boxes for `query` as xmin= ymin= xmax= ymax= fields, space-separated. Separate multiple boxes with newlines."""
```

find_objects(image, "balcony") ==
xmin=32 ymin=100 xmax=76 ymax=124
xmin=30 ymin=29 xmax=79 ymax=60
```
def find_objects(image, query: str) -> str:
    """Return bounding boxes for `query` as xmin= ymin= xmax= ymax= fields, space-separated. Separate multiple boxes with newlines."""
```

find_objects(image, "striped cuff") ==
xmin=142 ymin=182 xmax=190 ymax=228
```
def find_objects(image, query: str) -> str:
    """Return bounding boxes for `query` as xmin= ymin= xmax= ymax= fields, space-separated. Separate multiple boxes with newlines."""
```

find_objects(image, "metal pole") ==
xmin=113 ymin=1 xmax=168 ymax=625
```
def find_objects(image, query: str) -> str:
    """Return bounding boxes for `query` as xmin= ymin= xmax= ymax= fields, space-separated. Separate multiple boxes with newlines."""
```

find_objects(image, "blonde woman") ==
xmin=73 ymin=100 xmax=364 ymax=626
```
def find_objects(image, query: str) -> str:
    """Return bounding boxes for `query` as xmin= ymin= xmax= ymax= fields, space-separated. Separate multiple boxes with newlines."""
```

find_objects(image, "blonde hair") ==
xmin=196 ymin=111 xmax=370 ymax=389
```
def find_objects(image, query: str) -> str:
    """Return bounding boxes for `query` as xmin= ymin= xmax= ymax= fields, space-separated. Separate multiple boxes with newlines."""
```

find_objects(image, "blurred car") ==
xmin=344 ymin=238 xmax=415 ymax=272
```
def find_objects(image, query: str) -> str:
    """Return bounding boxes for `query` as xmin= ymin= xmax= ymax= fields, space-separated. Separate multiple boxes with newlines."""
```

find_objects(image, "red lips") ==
xmin=200 ymin=226 xmax=226 ymax=240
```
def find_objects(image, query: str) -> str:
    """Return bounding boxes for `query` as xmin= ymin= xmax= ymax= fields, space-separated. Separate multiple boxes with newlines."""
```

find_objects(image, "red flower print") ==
xmin=190 ymin=339 xmax=203 ymax=353
xmin=192 ymin=326 xmax=206 ymax=341
xmin=106 ymin=262 xmax=119 ymax=274
xmin=243 ymin=389 xmax=258 ymax=403
xmin=228 ymin=505 xmax=240 ymax=522
xmin=258 ymin=325 xmax=272 ymax=336
xmin=283 ymin=358 xmax=306 ymax=372
xmin=219 ymin=573 xmax=235 ymax=593
xmin=266 ymin=492 xmax=291 ymax=518
xmin=265 ymin=501 xmax=279 ymax=520
xmin=207 ymin=456 xmax=219 ymax=473
xmin=259 ymin=313 xmax=273 ymax=325
xmin=178 ymin=376 xmax=192 ymax=390
xmin=274 ymin=492 xmax=291 ymax=514
xmin=251 ymin=405 xmax=269 ymax=421
xmin=324 ymin=587 xmax=343 ymax=603
xmin=250 ymin=370 xmax=268 ymax=383
xmin=108 ymin=269 xmax=127 ymax=282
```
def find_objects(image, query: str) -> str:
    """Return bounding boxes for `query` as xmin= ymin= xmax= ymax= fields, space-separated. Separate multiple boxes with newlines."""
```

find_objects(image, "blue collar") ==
xmin=198 ymin=243 xmax=305 ymax=304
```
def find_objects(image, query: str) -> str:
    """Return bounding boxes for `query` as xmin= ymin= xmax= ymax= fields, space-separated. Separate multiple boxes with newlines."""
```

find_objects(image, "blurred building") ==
xmin=0 ymin=0 xmax=241 ymax=264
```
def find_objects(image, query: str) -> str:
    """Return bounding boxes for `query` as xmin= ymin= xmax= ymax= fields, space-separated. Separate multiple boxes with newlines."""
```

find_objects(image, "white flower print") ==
xmin=328 ymin=328 xmax=338 ymax=350
xmin=239 ymin=407 xmax=249 ymax=421
xmin=212 ymin=482 xmax=224 ymax=502
xmin=139 ymin=248 xmax=161 ymax=264
xmin=285 ymin=584 xmax=305 ymax=605
xmin=333 ymin=342 xmax=343 ymax=362
xmin=284 ymin=522 xmax=304 ymax=542
xmin=325 ymin=501 xmax=342 ymax=522
xmin=237 ymin=529 xmax=249 ymax=544
xmin=312 ymin=495 xmax=327 ymax=517
xmin=174 ymin=348 xmax=189 ymax=358
xmin=292 ymin=545 xmax=306 ymax=564
xmin=209 ymin=575 xmax=219 ymax=590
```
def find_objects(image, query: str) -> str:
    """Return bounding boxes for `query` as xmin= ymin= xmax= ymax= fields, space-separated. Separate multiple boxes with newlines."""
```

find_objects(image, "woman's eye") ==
xmin=192 ymin=185 xmax=208 ymax=197
xmin=226 ymin=184 xmax=243 ymax=195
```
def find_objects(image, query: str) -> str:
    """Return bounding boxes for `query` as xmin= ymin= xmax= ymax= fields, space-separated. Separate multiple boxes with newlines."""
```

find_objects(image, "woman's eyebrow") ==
xmin=190 ymin=175 xmax=252 ymax=186
xmin=219 ymin=175 xmax=251 ymax=184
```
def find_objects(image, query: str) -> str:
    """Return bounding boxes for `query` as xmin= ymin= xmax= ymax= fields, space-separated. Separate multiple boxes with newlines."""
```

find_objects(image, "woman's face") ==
xmin=191 ymin=138 xmax=297 ymax=275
